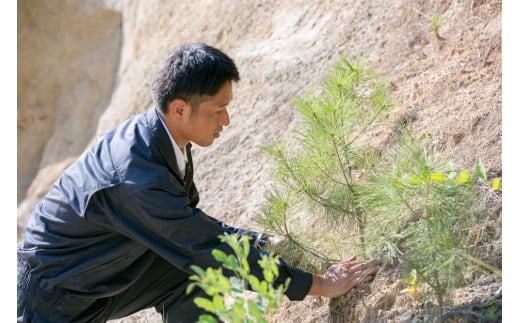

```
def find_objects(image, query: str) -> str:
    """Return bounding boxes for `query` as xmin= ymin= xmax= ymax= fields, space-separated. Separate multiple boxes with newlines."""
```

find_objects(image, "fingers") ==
xmin=359 ymin=265 xmax=380 ymax=280
xmin=341 ymin=257 xmax=381 ymax=272
xmin=340 ymin=255 xmax=357 ymax=264
xmin=358 ymin=259 xmax=381 ymax=272
xmin=356 ymin=272 xmax=376 ymax=284
xmin=317 ymin=258 xmax=381 ymax=298
xmin=338 ymin=257 xmax=381 ymax=285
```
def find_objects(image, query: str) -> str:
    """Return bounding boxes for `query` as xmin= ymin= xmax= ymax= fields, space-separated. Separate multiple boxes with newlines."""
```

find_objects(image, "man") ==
xmin=17 ymin=43 xmax=381 ymax=322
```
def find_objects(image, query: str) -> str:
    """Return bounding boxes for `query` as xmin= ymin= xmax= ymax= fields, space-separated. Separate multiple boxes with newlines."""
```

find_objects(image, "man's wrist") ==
xmin=307 ymin=274 xmax=324 ymax=297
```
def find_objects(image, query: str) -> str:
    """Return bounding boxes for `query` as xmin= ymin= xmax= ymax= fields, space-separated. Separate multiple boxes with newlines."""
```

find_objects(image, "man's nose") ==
xmin=220 ymin=109 xmax=230 ymax=126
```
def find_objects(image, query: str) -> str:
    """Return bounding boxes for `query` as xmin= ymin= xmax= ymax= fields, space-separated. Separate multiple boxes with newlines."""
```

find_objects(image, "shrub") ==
xmin=257 ymin=57 xmax=500 ymax=322
xmin=257 ymin=57 xmax=395 ymax=270
xmin=187 ymin=234 xmax=290 ymax=323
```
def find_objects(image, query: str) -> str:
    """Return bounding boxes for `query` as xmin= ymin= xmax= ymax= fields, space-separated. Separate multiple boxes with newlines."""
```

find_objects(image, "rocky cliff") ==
xmin=17 ymin=0 xmax=501 ymax=321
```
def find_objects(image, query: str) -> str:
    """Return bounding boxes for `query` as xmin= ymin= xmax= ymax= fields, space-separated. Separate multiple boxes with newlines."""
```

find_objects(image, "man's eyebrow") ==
xmin=220 ymin=100 xmax=232 ymax=107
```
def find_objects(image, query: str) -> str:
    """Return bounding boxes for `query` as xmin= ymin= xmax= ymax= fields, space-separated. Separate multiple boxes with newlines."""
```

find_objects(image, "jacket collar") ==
xmin=145 ymin=108 xmax=192 ymax=183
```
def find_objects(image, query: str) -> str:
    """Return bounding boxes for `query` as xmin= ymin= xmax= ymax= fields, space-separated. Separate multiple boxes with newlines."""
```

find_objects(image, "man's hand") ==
xmin=307 ymin=256 xmax=381 ymax=298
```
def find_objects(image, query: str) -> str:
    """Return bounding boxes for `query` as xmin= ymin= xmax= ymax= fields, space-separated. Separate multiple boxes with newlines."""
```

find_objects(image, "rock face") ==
xmin=17 ymin=0 xmax=501 ymax=321
xmin=17 ymin=0 xmax=122 ymax=231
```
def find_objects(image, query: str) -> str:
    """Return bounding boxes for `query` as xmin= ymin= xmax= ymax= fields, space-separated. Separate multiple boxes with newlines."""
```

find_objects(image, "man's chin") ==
xmin=192 ymin=139 xmax=214 ymax=147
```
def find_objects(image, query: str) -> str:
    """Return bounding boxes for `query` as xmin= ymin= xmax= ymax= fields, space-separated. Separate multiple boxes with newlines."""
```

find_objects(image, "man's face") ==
xmin=183 ymin=80 xmax=233 ymax=147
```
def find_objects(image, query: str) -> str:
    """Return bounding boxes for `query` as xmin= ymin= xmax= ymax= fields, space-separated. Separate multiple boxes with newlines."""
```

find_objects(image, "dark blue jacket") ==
xmin=17 ymin=108 xmax=312 ymax=303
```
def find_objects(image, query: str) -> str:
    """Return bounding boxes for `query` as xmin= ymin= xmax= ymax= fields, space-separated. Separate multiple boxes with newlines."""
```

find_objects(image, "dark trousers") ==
xmin=18 ymin=254 xmax=209 ymax=323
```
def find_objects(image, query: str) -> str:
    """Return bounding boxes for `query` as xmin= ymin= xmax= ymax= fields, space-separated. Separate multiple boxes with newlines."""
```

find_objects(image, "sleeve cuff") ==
xmin=276 ymin=259 xmax=313 ymax=301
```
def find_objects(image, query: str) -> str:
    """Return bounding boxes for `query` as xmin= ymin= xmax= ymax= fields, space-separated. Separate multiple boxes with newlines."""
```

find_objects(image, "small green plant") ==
xmin=359 ymin=129 xmax=501 ymax=323
xmin=475 ymin=157 xmax=502 ymax=192
xmin=257 ymin=57 xmax=396 ymax=271
xmin=430 ymin=14 xmax=443 ymax=40
xmin=257 ymin=56 xmax=500 ymax=321
xmin=187 ymin=234 xmax=290 ymax=323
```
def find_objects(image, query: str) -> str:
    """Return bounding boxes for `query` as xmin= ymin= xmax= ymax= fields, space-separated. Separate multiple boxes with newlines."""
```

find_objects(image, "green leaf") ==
xmin=196 ymin=314 xmax=218 ymax=323
xmin=259 ymin=281 xmax=268 ymax=294
xmin=231 ymin=302 xmax=246 ymax=317
xmin=248 ymin=275 xmax=261 ymax=291
xmin=212 ymin=249 xmax=228 ymax=263
xmin=248 ymin=299 xmax=267 ymax=323
xmin=240 ymin=256 xmax=251 ymax=273
xmin=262 ymin=267 xmax=274 ymax=283
xmin=242 ymin=237 xmax=250 ymax=258
xmin=186 ymin=282 xmax=197 ymax=295
xmin=230 ymin=276 xmax=245 ymax=292
xmin=284 ymin=278 xmax=292 ymax=291
xmin=191 ymin=265 xmax=206 ymax=277
xmin=212 ymin=295 xmax=226 ymax=312
xmin=229 ymin=255 xmax=239 ymax=270
xmin=194 ymin=297 xmax=215 ymax=313
xmin=474 ymin=159 xmax=487 ymax=182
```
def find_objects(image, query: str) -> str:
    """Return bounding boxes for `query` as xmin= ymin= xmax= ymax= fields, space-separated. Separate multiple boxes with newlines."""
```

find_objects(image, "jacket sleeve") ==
xmin=209 ymin=217 xmax=270 ymax=248
xmin=95 ymin=184 xmax=313 ymax=301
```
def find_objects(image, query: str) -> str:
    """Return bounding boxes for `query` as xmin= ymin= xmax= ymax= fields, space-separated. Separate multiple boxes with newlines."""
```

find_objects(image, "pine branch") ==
xmin=278 ymin=196 xmax=340 ymax=265
xmin=312 ymin=161 xmax=349 ymax=188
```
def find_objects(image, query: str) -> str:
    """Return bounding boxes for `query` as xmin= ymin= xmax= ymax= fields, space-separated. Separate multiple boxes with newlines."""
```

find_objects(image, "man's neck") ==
xmin=158 ymin=110 xmax=187 ymax=149
xmin=158 ymin=111 xmax=188 ymax=158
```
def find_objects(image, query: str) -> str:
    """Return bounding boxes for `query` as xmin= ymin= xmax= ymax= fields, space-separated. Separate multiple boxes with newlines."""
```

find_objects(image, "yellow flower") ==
xmin=429 ymin=172 xmax=447 ymax=182
xmin=492 ymin=178 xmax=502 ymax=191
xmin=456 ymin=170 xmax=472 ymax=184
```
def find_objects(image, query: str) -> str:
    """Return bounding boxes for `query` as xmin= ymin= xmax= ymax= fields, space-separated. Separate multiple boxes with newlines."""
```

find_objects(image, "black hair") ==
xmin=151 ymin=43 xmax=240 ymax=113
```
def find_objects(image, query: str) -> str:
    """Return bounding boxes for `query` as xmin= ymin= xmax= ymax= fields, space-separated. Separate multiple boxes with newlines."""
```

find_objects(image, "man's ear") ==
xmin=167 ymin=99 xmax=188 ymax=118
